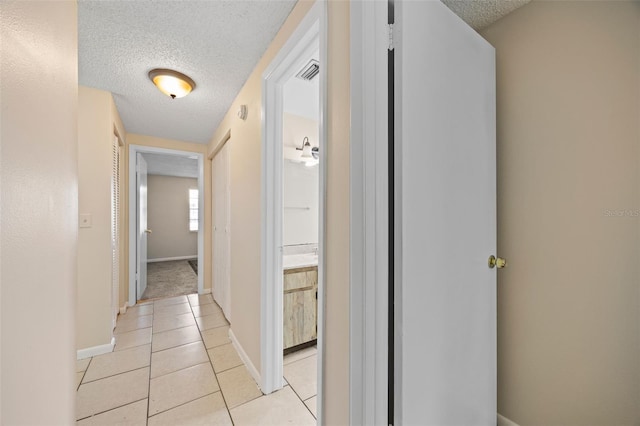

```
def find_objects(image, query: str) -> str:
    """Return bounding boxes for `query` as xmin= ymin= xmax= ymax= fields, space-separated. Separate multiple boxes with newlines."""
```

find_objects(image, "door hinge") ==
xmin=388 ymin=23 xmax=394 ymax=51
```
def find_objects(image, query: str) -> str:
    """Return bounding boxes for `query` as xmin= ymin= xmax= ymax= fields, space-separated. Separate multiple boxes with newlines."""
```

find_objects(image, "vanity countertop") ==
xmin=283 ymin=253 xmax=318 ymax=270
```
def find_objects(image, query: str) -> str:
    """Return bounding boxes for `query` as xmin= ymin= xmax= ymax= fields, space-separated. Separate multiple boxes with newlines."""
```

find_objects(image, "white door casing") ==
xmin=128 ymin=145 xmax=205 ymax=307
xmin=136 ymin=153 xmax=148 ymax=299
xmin=212 ymin=140 xmax=231 ymax=321
xmin=395 ymin=1 xmax=497 ymax=424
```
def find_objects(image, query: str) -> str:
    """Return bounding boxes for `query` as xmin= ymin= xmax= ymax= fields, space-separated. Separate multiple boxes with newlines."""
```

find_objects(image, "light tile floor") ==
xmin=76 ymin=293 xmax=317 ymax=425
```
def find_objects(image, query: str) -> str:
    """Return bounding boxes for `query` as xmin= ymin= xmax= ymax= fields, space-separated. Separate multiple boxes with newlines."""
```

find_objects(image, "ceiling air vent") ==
xmin=295 ymin=59 xmax=319 ymax=81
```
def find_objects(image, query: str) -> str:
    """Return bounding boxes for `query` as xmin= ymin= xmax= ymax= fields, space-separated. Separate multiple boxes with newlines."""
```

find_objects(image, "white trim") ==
xmin=498 ymin=414 xmax=521 ymax=426
xmin=229 ymin=328 xmax=262 ymax=391
xmin=316 ymin=3 xmax=328 ymax=425
xmin=350 ymin=1 xmax=390 ymax=424
xmin=128 ymin=145 xmax=205 ymax=306
xmin=147 ymin=255 xmax=197 ymax=263
xmin=260 ymin=0 xmax=325 ymax=401
xmin=119 ymin=302 xmax=128 ymax=315
xmin=77 ymin=337 xmax=115 ymax=360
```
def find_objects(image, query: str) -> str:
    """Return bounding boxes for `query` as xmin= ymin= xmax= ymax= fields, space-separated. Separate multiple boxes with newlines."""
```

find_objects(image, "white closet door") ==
xmin=136 ymin=153 xmax=148 ymax=300
xmin=213 ymin=141 xmax=231 ymax=321
xmin=395 ymin=1 xmax=497 ymax=424
xmin=111 ymin=136 xmax=120 ymax=328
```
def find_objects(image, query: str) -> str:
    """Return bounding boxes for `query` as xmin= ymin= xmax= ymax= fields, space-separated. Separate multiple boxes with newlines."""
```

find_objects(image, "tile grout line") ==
xmin=190 ymin=297 xmax=236 ymax=426
xmin=285 ymin=378 xmax=317 ymax=420
xmin=147 ymin=391 xmax=221 ymax=420
xmin=76 ymin=397 xmax=149 ymax=422
xmin=150 ymin=360 xmax=212 ymax=381
xmin=81 ymin=364 xmax=151 ymax=386
xmin=145 ymin=316 xmax=153 ymax=426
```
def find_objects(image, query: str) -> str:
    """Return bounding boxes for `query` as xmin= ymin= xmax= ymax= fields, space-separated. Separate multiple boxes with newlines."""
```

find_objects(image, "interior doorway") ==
xmin=261 ymin=1 xmax=326 ymax=422
xmin=128 ymin=145 xmax=205 ymax=306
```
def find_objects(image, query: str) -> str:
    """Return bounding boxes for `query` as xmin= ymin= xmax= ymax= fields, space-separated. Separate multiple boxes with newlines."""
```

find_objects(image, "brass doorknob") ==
xmin=488 ymin=255 xmax=507 ymax=269
xmin=145 ymin=229 xmax=152 ymax=234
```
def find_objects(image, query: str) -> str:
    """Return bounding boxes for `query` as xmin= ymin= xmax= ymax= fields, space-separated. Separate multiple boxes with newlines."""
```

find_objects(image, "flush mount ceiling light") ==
xmin=148 ymin=68 xmax=196 ymax=99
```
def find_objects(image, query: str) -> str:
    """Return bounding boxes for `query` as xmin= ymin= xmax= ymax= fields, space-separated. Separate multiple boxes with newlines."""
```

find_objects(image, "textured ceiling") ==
xmin=78 ymin=0 xmax=297 ymax=144
xmin=79 ymin=0 xmax=529 ymax=147
xmin=143 ymin=153 xmax=198 ymax=179
xmin=441 ymin=0 xmax=531 ymax=30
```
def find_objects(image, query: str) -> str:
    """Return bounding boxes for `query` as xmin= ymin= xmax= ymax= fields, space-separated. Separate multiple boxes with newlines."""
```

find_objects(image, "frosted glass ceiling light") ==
xmin=148 ymin=68 xmax=196 ymax=99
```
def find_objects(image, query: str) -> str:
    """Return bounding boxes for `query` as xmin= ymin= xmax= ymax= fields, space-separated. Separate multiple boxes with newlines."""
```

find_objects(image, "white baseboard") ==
xmin=200 ymin=288 xmax=212 ymax=295
xmin=77 ymin=337 xmax=115 ymax=360
xmin=119 ymin=302 xmax=129 ymax=315
xmin=498 ymin=413 xmax=520 ymax=426
xmin=147 ymin=255 xmax=197 ymax=263
xmin=229 ymin=328 xmax=262 ymax=393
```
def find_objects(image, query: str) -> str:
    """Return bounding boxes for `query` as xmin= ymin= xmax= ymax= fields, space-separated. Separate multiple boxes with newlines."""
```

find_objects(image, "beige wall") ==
xmin=208 ymin=0 xmax=315 ymax=379
xmin=481 ymin=2 xmax=640 ymax=424
xmin=77 ymin=86 xmax=126 ymax=350
xmin=1 ymin=1 xmax=78 ymax=422
xmin=123 ymin=133 xmax=211 ymax=304
xmin=147 ymin=175 xmax=198 ymax=260
xmin=208 ymin=1 xmax=351 ymax=423
xmin=323 ymin=1 xmax=350 ymax=423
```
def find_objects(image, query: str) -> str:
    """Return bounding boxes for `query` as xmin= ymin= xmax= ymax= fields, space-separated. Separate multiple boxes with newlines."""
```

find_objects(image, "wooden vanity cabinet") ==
xmin=283 ymin=266 xmax=317 ymax=351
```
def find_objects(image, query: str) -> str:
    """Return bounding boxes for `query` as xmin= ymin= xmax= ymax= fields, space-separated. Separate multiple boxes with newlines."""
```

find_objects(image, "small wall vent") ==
xmin=295 ymin=59 xmax=319 ymax=81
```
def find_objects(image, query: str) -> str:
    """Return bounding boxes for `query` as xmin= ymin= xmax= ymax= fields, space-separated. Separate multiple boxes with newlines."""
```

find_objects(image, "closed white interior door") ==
xmin=136 ymin=153 xmax=148 ymax=300
xmin=395 ymin=1 xmax=497 ymax=424
xmin=212 ymin=141 xmax=231 ymax=320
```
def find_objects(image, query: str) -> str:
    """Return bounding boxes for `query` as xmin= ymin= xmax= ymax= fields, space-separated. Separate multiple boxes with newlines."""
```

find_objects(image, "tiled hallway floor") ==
xmin=76 ymin=293 xmax=317 ymax=425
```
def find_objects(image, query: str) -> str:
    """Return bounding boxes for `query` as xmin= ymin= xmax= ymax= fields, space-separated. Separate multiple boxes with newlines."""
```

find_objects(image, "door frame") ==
xmin=127 ymin=144 xmax=205 ymax=306
xmin=260 ymin=0 xmax=326 ymax=414
xmin=349 ymin=0 xmax=391 ymax=423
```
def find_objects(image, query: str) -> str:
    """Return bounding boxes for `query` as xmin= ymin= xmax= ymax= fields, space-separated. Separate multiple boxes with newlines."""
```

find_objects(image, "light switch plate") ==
xmin=79 ymin=213 xmax=92 ymax=228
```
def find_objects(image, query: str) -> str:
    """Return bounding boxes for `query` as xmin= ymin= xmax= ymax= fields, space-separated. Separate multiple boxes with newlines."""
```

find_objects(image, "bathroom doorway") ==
xmin=261 ymin=1 xmax=325 ymax=422
xmin=280 ymin=45 xmax=321 ymax=414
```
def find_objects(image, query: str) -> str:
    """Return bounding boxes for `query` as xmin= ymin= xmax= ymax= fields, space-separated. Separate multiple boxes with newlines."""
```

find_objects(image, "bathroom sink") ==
xmin=283 ymin=253 xmax=318 ymax=270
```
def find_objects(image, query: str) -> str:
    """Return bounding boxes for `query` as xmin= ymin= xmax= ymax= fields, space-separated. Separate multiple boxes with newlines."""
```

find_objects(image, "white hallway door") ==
xmin=136 ymin=153 xmax=149 ymax=300
xmin=213 ymin=141 xmax=231 ymax=320
xmin=395 ymin=1 xmax=497 ymax=424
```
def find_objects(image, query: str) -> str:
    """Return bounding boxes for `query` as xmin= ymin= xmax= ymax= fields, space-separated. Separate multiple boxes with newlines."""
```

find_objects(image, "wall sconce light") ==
xmin=148 ymin=68 xmax=196 ymax=99
xmin=297 ymin=137 xmax=313 ymax=158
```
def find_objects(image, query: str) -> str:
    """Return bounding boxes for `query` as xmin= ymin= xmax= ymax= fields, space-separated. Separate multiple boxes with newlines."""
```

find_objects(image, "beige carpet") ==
xmin=141 ymin=260 xmax=197 ymax=300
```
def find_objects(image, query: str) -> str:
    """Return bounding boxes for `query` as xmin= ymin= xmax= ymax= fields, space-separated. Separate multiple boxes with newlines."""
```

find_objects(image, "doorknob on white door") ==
xmin=144 ymin=229 xmax=152 ymax=234
xmin=488 ymin=255 xmax=506 ymax=269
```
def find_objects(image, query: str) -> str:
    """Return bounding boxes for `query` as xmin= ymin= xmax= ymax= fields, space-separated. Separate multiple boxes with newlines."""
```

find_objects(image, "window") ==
xmin=189 ymin=189 xmax=199 ymax=231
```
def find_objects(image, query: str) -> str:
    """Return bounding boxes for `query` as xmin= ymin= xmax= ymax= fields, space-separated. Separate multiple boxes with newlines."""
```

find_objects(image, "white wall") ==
xmin=482 ymin=1 xmax=640 ymax=424
xmin=283 ymin=63 xmax=320 ymax=121
xmin=283 ymin=160 xmax=319 ymax=246
xmin=283 ymin=112 xmax=319 ymax=247
xmin=147 ymin=175 xmax=198 ymax=260
xmin=1 ymin=1 xmax=78 ymax=422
